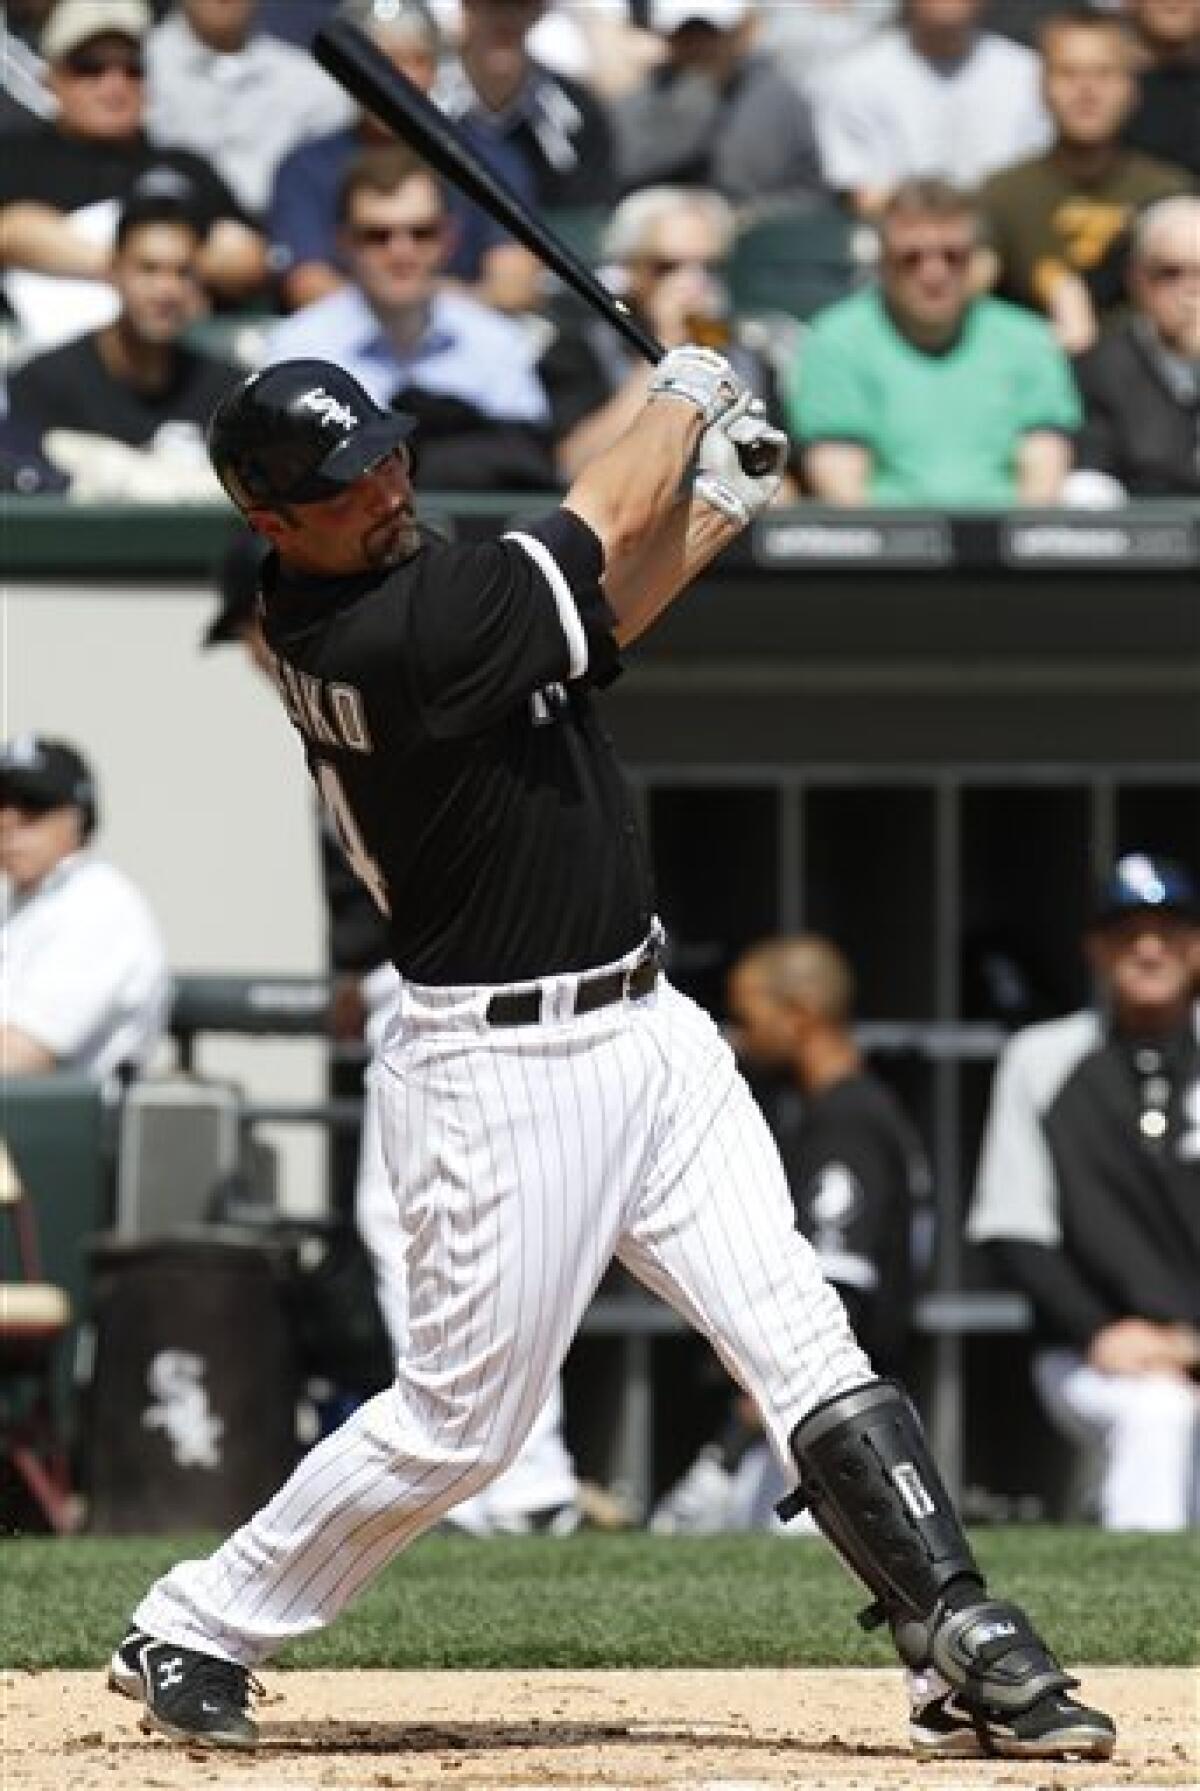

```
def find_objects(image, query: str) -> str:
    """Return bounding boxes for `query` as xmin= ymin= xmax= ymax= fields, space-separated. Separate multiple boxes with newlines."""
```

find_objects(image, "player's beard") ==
xmin=363 ymin=508 xmax=421 ymax=568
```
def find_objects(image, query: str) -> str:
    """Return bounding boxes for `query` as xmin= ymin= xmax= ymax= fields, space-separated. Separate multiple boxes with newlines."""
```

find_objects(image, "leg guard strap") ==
xmin=906 ymin=1600 xmax=1076 ymax=1715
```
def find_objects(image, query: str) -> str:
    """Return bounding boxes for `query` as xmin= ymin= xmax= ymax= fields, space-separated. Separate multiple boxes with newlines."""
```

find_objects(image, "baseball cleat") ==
xmin=909 ymin=1684 xmax=1116 ymax=1761
xmin=107 ymin=1625 xmax=262 ymax=1749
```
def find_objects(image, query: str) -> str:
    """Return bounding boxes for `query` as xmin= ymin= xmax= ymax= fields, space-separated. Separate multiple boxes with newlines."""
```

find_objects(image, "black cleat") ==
xmin=910 ymin=1684 xmax=1116 ymax=1761
xmin=107 ymin=1626 xmax=261 ymax=1749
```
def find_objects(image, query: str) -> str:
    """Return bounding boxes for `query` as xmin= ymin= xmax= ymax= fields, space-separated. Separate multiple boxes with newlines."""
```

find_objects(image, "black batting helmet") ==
xmin=207 ymin=359 xmax=417 ymax=510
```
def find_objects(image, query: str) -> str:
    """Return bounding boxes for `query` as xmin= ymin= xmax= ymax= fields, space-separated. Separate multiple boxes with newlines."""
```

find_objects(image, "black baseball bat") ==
xmin=312 ymin=18 xmax=775 ymax=475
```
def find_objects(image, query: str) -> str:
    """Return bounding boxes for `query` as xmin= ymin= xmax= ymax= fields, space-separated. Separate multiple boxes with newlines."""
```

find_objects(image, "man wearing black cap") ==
xmin=0 ymin=733 xmax=169 ymax=1082
xmin=107 ymin=349 xmax=1115 ymax=1769
xmin=970 ymin=852 xmax=1200 ymax=1531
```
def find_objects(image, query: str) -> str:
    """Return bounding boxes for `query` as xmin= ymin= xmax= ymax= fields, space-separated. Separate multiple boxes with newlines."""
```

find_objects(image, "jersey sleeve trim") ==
xmin=503 ymin=529 xmax=588 ymax=682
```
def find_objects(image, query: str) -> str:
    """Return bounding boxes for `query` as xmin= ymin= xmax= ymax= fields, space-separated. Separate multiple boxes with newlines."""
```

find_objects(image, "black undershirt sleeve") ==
xmin=988 ymin=1239 xmax=1115 ymax=1351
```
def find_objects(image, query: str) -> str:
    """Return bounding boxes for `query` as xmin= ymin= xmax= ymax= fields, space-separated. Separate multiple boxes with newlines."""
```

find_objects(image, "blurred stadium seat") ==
xmin=728 ymin=196 xmax=869 ymax=322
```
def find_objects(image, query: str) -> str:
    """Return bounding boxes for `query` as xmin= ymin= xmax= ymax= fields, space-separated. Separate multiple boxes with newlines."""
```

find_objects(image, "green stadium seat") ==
xmin=728 ymin=197 xmax=866 ymax=323
xmin=1 ymin=1076 xmax=110 ymax=1445
xmin=542 ymin=206 xmax=610 ymax=269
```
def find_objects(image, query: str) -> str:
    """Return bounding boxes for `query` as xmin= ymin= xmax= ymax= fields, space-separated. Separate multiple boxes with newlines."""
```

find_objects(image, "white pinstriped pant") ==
xmin=355 ymin=971 xmax=580 ymax=1529
xmin=136 ymin=936 xmax=872 ymax=1664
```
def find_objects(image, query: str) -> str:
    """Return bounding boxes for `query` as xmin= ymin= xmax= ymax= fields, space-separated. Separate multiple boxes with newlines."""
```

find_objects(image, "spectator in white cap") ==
xmin=0 ymin=735 xmax=169 ymax=1083
xmin=611 ymin=0 xmax=824 ymax=205
xmin=0 ymin=0 xmax=269 ymax=353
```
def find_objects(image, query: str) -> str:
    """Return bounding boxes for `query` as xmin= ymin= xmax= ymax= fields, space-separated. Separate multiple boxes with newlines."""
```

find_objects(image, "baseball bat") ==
xmin=312 ymin=18 xmax=776 ymax=475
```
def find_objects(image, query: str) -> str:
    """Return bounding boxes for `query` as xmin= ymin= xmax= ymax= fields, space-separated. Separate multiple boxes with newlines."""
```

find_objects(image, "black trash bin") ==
xmin=84 ymin=1233 xmax=301 ymax=1534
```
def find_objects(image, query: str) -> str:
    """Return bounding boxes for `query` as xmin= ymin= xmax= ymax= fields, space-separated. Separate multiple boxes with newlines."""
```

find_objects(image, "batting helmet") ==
xmin=207 ymin=359 xmax=417 ymax=510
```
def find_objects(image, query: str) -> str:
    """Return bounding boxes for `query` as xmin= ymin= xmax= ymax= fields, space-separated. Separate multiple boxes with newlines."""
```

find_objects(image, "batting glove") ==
xmin=694 ymin=398 xmax=789 ymax=527
xmin=647 ymin=345 xmax=747 ymax=427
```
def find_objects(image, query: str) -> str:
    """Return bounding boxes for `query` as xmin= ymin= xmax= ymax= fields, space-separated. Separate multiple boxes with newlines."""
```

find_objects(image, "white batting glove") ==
xmin=694 ymin=397 xmax=789 ymax=527
xmin=647 ymin=345 xmax=747 ymax=427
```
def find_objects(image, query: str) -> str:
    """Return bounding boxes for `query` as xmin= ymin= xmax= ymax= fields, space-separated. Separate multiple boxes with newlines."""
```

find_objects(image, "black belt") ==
xmin=485 ymin=945 xmax=661 ymax=1028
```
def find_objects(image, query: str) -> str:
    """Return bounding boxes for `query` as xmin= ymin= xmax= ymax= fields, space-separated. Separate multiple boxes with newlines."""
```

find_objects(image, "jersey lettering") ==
xmin=530 ymin=681 xmax=568 ymax=727
xmin=316 ymin=762 xmax=389 ymax=916
xmin=265 ymin=649 xmax=372 ymax=754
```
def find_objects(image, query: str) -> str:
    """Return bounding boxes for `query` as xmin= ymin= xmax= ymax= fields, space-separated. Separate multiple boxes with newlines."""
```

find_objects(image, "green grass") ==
xmin=1 ymin=1529 xmax=1195 ymax=1671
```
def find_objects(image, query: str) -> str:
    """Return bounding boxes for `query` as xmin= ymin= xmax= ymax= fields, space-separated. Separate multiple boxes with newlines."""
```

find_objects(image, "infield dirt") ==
xmin=2 ymin=1666 xmax=1195 ymax=1790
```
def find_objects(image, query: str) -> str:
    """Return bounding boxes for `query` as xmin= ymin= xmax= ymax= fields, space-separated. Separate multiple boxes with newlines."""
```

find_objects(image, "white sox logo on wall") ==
xmin=298 ymin=387 xmax=359 ymax=432
xmin=142 ymin=1349 xmax=224 ymax=1470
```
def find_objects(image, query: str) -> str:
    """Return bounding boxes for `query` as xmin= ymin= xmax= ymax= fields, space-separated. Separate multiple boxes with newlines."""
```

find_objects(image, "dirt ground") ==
xmin=2 ymin=1667 xmax=1195 ymax=1791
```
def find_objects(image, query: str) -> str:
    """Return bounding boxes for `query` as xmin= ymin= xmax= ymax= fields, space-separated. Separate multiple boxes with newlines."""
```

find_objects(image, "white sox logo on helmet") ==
xmin=298 ymin=388 xmax=359 ymax=432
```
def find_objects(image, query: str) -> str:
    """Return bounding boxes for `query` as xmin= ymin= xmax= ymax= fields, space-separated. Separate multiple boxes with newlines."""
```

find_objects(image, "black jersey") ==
xmin=778 ymin=1070 xmax=930 ymax=1371
xmin=970 ymin=1007 xmax=1200 ymax=1346
xmin=260 ymin=508 xmax=655 ymax=983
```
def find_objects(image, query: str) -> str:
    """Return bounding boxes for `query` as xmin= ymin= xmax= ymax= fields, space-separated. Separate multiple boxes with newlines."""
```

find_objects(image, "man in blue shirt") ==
xmin=265 ymin=142 xmax=554 ymax=488
xmin=268 ymin=0 xmax=536 ymax=314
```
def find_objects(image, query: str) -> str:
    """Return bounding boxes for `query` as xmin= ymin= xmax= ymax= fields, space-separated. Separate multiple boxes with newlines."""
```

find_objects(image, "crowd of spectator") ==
xmin=2 ymin=0 xmax=1197 ymax=506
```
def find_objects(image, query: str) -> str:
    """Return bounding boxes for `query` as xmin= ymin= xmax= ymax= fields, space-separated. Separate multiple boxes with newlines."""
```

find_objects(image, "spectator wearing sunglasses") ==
xmin=0 ymin=0 xmax=269 ymax=354
xmin=1068 ymin=195 xmax=1200 ymax=500
xmin=539 ymin=184 xmax=797 ymax=487
xmin=0 ymin=734 xmax=169 ymax=1086
xmin=268 ymin=0 xmax=541 ymax=317
xmin=263 ymin=142 xmax=556 ymax=490
xmin=968 ymin=853 xmax=1200 ymax=1531
xmin=788 ymin=179 xmax=1080 ymax=506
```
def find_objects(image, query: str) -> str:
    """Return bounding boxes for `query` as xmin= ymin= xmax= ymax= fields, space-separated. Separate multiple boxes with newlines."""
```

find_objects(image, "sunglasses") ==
xmin=638 ymin=255 xmax=725 ymax=278
xmin=891 ymin=245 xmax=973 ymax=272
xmin=1143 ymin=260 xmax=1200 ymax=283
xmin=0 ymin=794 xmax=63 ymax=818
xmin=64 ymin=49 xmax=145 ymax=79
xmin=351 ymin=220 xmax=443 ymax=247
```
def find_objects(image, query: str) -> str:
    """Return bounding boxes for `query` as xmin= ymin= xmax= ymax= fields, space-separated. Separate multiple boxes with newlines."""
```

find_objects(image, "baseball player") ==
xmin=207 ymin=531 xmax=584 ymax=1531
xmin=109 ymin=351 xmax=1114 ymax=1763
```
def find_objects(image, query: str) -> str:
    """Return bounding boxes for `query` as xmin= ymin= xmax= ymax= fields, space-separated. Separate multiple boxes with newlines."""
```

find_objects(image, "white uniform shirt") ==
xmin=814 ymin=27 xmax=1053 ymax=194
xmin=1 ymin=851 xmax=170 ymax=1080
xmin=144 ymin=13 xmax=354 ymax=216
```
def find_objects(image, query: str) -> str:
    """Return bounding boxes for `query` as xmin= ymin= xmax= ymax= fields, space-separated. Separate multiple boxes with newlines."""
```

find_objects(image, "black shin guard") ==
xmin=779 ymin=1379 xmax=981 ymax=1645
xmin=780 ymin=1380 xmax=1075 ymax=1714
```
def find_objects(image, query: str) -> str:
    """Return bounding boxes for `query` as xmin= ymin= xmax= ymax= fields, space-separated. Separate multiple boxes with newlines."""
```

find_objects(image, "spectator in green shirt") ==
xmin=787 ymin=178 xmax=1081 ymax=507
